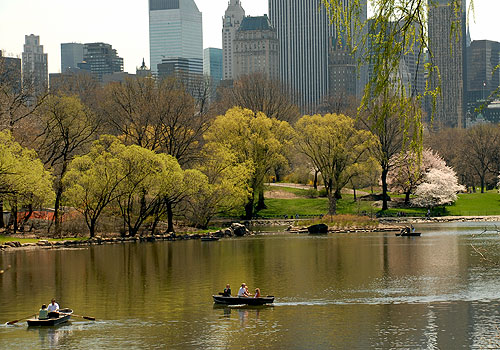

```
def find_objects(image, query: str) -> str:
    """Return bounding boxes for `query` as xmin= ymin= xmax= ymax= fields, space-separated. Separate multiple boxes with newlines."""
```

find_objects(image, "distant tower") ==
xmin=222 ymin=0 xmax=245 ymax=80
xmin=81 ymin=43 xmax=124 ymax=82
xmin=204 ymin=48 xmax=223 ymax=83
xmin=61 ymin=43 xmax=84 ymax=73
xmin=149 ymin=0 xmax=203 ymax=76
xmin=136 ymin=58 xmax=152 ymax=77
xmin=233 ymin=15 xmax=279 ymax=79
xmin=269 ymin=0 xmax=336 ymax=111
xmin=22 ymin=34 xmax=48 ymax=94
xmin=428 ymin=0 xmax=466 ymax=129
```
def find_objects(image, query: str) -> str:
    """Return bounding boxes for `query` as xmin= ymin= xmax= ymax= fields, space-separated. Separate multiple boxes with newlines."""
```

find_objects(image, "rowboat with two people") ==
xmin=26 ymin=308 xmax=73 ymax=326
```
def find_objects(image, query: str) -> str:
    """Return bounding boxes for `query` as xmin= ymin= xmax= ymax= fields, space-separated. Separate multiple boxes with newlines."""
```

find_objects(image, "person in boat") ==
xmin=238 ymin=283 xmax=250 ymax=297
xmin=39 ymin=304 xmax=48 ymax=320
xmin=254 ymin=288 xmax=261 ymax=298
xmin=47 ymin=298 xmax=60 ymax=314
xmin=223 ymin=284 xmax=231 ymax=297
xmin=411 ymin=224 xmax=415 ymax=233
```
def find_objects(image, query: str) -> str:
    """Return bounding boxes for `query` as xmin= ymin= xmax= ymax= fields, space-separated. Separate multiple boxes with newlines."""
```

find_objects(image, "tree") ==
xmin=216 ymin=73 xmax=300 ymax=123
xmin=204 ymin=107 xmax=294 ymax=219
xmin=182 ymin=143 xmax=251 ymax=228
xmin=100 ymin=76 xmax=212 ymax=166
xmin=462 ymin=124 xmax=500 ymax=193
xmin=412 ymin=166 xmax=465 ymax=208
xmin=63 ymin=136 xmax=130 ymax=237
xmin=0 ymin=131 xmax=54 ymax=233
xmin=36 ymin=94 xmax=99 ymax=234
xmin=388 ymin=148 xmax=448 ymax=204
xmin=294 ymin=113 xmax=375 ymax=215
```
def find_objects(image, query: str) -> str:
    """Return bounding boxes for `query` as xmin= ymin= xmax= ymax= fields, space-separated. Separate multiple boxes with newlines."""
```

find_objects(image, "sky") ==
xmin=0 ymin=0 xmax=498 ymax=74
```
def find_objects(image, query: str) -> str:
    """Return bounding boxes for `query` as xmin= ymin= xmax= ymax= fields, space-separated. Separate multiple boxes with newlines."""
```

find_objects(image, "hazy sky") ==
xmin=0 ymin=0 xmax=498 ymax=74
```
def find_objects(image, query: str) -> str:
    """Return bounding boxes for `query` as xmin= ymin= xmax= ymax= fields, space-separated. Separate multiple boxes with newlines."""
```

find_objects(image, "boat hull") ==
xmin=212 ymin=295 xmax=274 ymax=305
xmin=27 ymin=309 xmax=72 ymax=326
xmin=396 ymin=232 xmax=421 ymax=237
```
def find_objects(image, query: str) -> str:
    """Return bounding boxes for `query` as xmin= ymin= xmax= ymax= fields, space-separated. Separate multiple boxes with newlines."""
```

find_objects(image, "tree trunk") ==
xmin=381 ymin=168 xmax=389 ymax=211
xmin=0 ymin=200 xmax=4 ymax=228
xmin=480 ymin=176 xmax=485 ymax=193
xmin=243 ymin=197 xmax=254 ymax=220
xmin=256 ymin=190 xmax=267 ymax=210
xmin=327 ymin=192 xmax=337 ymax=215
xmin=89 ymin=218 xmax=97 ymax=238
xmin=166 ymin=201 xmax=174 ymax=233
xmin=353 ymin=186 xmax=357 ymax=201
xmin=313 ymin=170 xmax=318 ymax=190
xmin=404 ymin=190 xmax=411 ymax=205
xmin=12 ymin=202 xmax=18 ymax=234
xmin=54 ymin=183 xmax=63 ymax=235
xmin=334 ymin=188 xmax=342 ymax=200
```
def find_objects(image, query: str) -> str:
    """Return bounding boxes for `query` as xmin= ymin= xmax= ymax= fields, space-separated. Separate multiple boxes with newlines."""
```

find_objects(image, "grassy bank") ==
xmin=260 ymin=185 xmax=500 ymax=218
xmin=0 ymin=236 xmax=88 ymax=244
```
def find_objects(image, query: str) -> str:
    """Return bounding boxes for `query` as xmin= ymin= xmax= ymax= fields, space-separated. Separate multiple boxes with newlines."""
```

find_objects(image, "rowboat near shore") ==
xmin=26 ymin=309 xmax=73 ymax=326
xmin=212 ymin=295 xmax=274 ymax=306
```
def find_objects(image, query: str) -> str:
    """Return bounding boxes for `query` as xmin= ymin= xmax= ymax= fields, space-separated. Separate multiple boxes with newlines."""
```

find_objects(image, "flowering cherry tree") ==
xmin=412 ymin=167 xmax=465 ymax=208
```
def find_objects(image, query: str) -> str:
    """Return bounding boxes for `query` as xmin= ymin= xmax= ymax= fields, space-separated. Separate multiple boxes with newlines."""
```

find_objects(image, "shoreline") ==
xmin=2 ymin=215 xmax=500 ymax=252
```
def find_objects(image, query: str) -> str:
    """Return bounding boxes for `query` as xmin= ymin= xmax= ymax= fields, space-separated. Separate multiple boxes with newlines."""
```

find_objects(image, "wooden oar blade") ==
xmin=6 ymin=319 xmax=20 ymax=325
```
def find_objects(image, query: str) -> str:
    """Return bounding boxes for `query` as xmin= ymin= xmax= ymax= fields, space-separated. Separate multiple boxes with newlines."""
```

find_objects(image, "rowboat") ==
xmin=201 ymin=236 xmax=220 ymax=242
xmin=27 ymin=308 xmax=72 ymax=326
xmin=395 ymin=232 xmax=421 ymax=237
xmin=212 ymin=295 xmax=274 ymax=306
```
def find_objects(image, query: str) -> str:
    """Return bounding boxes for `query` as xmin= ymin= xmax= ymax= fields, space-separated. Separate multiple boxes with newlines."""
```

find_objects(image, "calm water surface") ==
xmin=2 ymin=222 xmax=500 ymax=349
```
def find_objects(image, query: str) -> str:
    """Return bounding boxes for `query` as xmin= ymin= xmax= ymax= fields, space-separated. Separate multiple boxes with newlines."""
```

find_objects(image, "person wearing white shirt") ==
xmin=47 ymin=299 xmax=59 ymax=313
xmin=238 ymin=283 xmax=249 ymax=297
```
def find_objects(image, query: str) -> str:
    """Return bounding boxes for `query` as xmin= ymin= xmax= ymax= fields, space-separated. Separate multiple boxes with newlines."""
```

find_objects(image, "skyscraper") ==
xmin=428 ymin=0 xmax=466 ymax=129
xmin=233 ymin=15 xmax=279 ymax=80
xmin=61 ymin=43 xmax=84 ymax=73
xmin=203 ymin=48 xmax=223 ymax=83
xmin=22 ymin=34 xmax=48 ymax=94
xmin=222 ymin=0 xmax=245 ymax=81
xmin=269 ymin=0 xmax=336 ymax=111
xmin=0 ymin=50 xmax=22 ymax=94
xmin=149 ymin=0 xmax=203 ymax=76
xmin=81 ymin=43 xmax=124 ymax=82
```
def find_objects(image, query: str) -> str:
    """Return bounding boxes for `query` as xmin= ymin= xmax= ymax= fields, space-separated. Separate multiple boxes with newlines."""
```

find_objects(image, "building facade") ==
xmin=467 ymin=40 xmax=500 ymax=101
xmin=233 ymin=15 xmax=279 ymax=80
xmin=203 ymin=48 xmax=223 ymax=83
xmin=269 ymin=0 xmax=349 ymax=111
xmin=222 ymin=0 xmax=245 ymax=80
xmin=22 ymin=34 xmax=48 ymax=94
xmin=61 ymin=43 xmax=84 ymax=73
xmin=149 ymin=0 xmax=203 ymax=76
xmin=80 ymin=43 xmax=123 ymax=82
xmin=328 ymin=36 xmax=357 ymax=98
xmin=0 ymin=50 xmax=22 ymax=94
xmin=428 ymin=0 xmax=467 ymax=129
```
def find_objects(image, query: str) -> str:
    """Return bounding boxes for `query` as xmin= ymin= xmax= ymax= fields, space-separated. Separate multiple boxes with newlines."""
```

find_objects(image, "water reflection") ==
xmin=2 ymin=222 xmax=500 ymax=348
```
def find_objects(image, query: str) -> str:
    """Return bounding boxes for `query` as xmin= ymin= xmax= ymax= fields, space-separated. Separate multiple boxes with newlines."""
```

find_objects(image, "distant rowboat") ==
xmin=395 ymin=232 xmax=421 ymax=237
xmin=212 ymin=295 xmax=274 ymax=306
xmin=27 ymin=308 xmax=72 ymax=326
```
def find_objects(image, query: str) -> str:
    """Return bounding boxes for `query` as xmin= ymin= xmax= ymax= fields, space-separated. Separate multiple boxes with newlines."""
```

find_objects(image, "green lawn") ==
xmin=259 ymin=186 xmax=500 ymax=218
xmin=447 ymin=191 xmax=500 ymax=216
xmin=257 ymin=193 xmax=376 ymax=218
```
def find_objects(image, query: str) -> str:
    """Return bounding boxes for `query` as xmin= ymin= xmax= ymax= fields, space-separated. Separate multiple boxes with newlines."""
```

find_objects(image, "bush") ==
xmin=318 ymin=189 xmax=328 ymax=197
xmin=306 ymin=189 xmax=319 ymax=198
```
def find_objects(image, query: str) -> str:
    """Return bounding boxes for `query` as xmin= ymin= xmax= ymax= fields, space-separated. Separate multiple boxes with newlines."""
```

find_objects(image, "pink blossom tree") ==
xmin=412 ymin=166 xmax=465 ymax=208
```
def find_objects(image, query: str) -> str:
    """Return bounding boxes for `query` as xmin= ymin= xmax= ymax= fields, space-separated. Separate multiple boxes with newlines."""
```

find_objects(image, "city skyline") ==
xmin=0 ymin=0 xmax=498 ymax=74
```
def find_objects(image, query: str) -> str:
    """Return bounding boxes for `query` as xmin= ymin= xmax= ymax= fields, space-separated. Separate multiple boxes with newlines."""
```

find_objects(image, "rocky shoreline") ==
xmin=3 ymin=215 xmax=499 ymax=252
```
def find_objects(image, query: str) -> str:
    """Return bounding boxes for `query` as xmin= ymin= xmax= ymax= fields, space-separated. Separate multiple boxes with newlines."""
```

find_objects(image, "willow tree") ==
xmin=204 ymin=107 xmax=294 ymax=219
xmin=322 ymin=0 xmax=469 ymax=208
xmin=295 ymin=113 xmax=376 ymax=215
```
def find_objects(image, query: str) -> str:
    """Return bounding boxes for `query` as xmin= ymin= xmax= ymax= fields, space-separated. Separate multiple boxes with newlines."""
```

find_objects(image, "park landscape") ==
xmin=4 ymin=0 xmax=500 ymax=349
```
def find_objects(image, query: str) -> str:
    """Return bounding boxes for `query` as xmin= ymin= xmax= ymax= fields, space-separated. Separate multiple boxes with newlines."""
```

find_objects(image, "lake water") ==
xmin=2 ymin=222 xmax=500 ymax=349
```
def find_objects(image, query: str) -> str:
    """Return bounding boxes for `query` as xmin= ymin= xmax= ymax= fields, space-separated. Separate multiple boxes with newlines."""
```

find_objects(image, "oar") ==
xmin=6 ymin=313 xmax=37 ymax=325
xmin=60 ymin=312 xmax=95 ymax=321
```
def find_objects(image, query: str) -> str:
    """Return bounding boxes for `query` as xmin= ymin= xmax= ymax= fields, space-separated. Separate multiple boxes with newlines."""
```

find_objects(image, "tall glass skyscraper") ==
xmin=149 ymin=0 xmax=203 ymax=76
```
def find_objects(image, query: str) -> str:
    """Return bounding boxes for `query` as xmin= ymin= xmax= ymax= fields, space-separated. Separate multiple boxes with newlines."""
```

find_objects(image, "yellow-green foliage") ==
xmin=0 ymin=131 xmax=54 ymax=208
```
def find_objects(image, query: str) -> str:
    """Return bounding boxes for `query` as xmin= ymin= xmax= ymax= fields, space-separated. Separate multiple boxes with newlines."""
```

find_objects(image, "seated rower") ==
xmin=223 ymin=284 xmax=231 ymax=297
xmin=47 ymin=298 xmax=60 ymax=317
xmin=39 ymin=304 xmax=48 ymax=320
xmin=238 ymin=283 xmax=250 ymax=297
xmin=254 ymin=288 xmax=261 ymax=298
